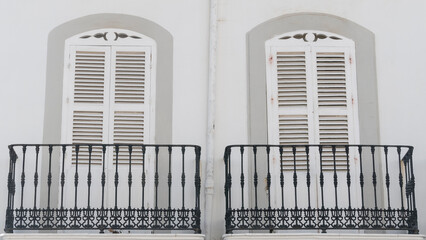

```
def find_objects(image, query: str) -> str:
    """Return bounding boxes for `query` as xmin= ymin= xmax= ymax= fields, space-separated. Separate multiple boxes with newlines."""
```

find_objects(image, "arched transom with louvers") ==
xmin=61 ymin=29 xmax=156 ymax=165
xmin=266 ymin=31 xmax=359 ymax=172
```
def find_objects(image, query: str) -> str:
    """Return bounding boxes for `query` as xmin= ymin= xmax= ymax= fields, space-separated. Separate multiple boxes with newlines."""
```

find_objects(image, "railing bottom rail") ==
xmin=7 ymin=208 xmax=201 ymax=233
xmin=225 ymin=207 xmax=417 ymax=233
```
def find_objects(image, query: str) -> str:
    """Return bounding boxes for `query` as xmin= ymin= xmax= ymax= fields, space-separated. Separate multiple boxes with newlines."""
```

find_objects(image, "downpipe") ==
xmin=205 ymin=0 xmax=218 ymax=239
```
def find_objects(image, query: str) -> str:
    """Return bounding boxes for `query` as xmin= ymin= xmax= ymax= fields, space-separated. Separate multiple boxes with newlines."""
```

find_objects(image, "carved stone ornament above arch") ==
xmin=67 ymin=28 xmax=155 ymax=46
xmin=268 ymin=30 xmax=353 ymax=46
xmin=279 ymin=31 xmax=341 ymax=42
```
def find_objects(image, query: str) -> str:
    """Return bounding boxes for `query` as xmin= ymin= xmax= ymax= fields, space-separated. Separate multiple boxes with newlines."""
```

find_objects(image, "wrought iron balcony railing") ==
xmin=5 ymin=144 xmax=201 ymax=233
xmin=224 ymin=144 xmax=418 ymax=234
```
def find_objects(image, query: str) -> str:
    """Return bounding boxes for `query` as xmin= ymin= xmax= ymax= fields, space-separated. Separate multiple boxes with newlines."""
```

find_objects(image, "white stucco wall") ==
xmin=1 ymin=1 xmax=426 ymax=240
xmin=212 ymin=0 xmax=426 ymax=239
xmin=0 ymin=0 xmax=210 ymax=234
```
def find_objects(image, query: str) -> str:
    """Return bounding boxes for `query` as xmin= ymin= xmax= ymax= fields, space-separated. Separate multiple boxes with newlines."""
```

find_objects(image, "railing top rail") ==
xmin=9 ymin=143 xmax=201 ymax=148
xmin=223 ymin=144 xmax=413 ymax=162
xmin=224 ymin=144 xmax=413 ymax=149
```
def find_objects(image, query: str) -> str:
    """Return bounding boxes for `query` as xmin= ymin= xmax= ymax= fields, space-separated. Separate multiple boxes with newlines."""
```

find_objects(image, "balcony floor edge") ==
xmin=222 ymin=233 xmax=425 ymax=240
xmin=0 ymin=233 xmax=205 ymax=240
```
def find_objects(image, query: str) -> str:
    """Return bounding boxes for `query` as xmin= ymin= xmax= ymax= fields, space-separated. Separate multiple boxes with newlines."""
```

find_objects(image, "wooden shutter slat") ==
xmin=113 ymin=111 xmax=144 ymax=165
xmin=71 ymin=110 xmax=104 ymax=164
xmin=68 ymin=46 xmax=110 ymax=165
xmin=114 ymin=49 xmax=147 ymax=104
xmin=278 ymin=114 xmax=309 ymax=171
xmin=73 ymin=49 xmax=106 ymax=104
xmin=319 ymin=115 xmax=349 ymax=170
xmin=316 ymin=51 xmax=348 ymax=108
xmin=110 ymin=47 xmax=151 ymax=162
xmin=276 ymin=51 xmax=307 ymax=107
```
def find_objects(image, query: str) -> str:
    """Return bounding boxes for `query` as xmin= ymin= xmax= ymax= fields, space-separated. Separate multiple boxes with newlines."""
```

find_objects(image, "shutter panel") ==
xmin=313 ymin=48 xmax=353 ymax=171
xmin=69 ymin=46 xmax=111 ymax=165
xmin=73 ymin=50 xmax=106 ymax=103
xmin=269 ymin=48 xmax=313 ymax=171
xmin=318 ymin=115 xmax=349 ymax=170
xmin=65 ymin=45 xmax=153 ymax=166
xmin=269 ymin=46 xmax=356 ymax=171
xmin=318 ymin=115 xmax=349 ymax=144
xmin=113 ymin=111 xmax=145 ymax=143
xmin=110 ymin=47 xmax=151 ymax=165
xmin=316 ymin=52 xmax=348 ymax=107
xmin=113 ymin=111 xmax=145 ymax=164
xmin=279 ymin=114 xmax=310 ymax=170
xmin=276 ymin=51 xmax=308 ymax=107
xmin=114 ymin=50 xmax=147 ymax=104
xmin=72 ymin=111 xmax=104 ymax=164
xmin=279 ymin=115 xmax=309 ymax=144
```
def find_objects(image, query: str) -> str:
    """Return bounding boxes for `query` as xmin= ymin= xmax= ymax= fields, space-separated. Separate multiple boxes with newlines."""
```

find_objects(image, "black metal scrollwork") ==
xmin=5 ymin=144 xmax=202 ymax=233
xmin=224 ymin=144 xmax=418 ymax=234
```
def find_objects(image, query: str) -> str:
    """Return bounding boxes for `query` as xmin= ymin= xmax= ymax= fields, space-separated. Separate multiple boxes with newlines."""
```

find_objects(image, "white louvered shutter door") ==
xmin=109 ymin=46 xmax=152 ymax=165
xmin=268 ymin=46 xmax=315 ymax=171
xmin=312 ymin=46 xmax=356 ymax=171
xmin=68 ymin=46 xmax=111 ymax=165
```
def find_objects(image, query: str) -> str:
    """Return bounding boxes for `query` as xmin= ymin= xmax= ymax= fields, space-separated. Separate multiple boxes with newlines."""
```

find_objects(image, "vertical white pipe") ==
xmin=205 ymin=0 xmax=218 ymax=239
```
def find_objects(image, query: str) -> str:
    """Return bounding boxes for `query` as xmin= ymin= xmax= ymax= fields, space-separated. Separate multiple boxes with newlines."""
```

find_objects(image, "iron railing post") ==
xmin=5 ymin=146 xmax=17 ymax=233
xmin=194 ymin=146 xmax=202 ymax=233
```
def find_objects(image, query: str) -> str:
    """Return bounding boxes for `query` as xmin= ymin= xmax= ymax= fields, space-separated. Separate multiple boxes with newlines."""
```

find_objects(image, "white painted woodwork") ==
xmin=61 ymin=33 xmax=155 ymax=210
xmin=265 ymin=31 xmax=360 ymax=210
xmin=266 ymin=31 xmax=359 ymax=172
xmin=67 ymin=46 xmax=111 ymax=165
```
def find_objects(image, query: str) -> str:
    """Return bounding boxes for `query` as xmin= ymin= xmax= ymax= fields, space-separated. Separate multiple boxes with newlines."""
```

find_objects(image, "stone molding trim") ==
xmin=247 ymin=12 xmax=380 ymax=145
xmin=43 ymin=13 xmax=173 ymax=146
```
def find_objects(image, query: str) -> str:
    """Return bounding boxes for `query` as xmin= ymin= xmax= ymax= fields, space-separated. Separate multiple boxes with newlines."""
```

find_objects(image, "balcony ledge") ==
xmin=0 ymin=234 xmax=205 ymax=240
xmin=222 ymin=233 xmax=425 ymax=240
